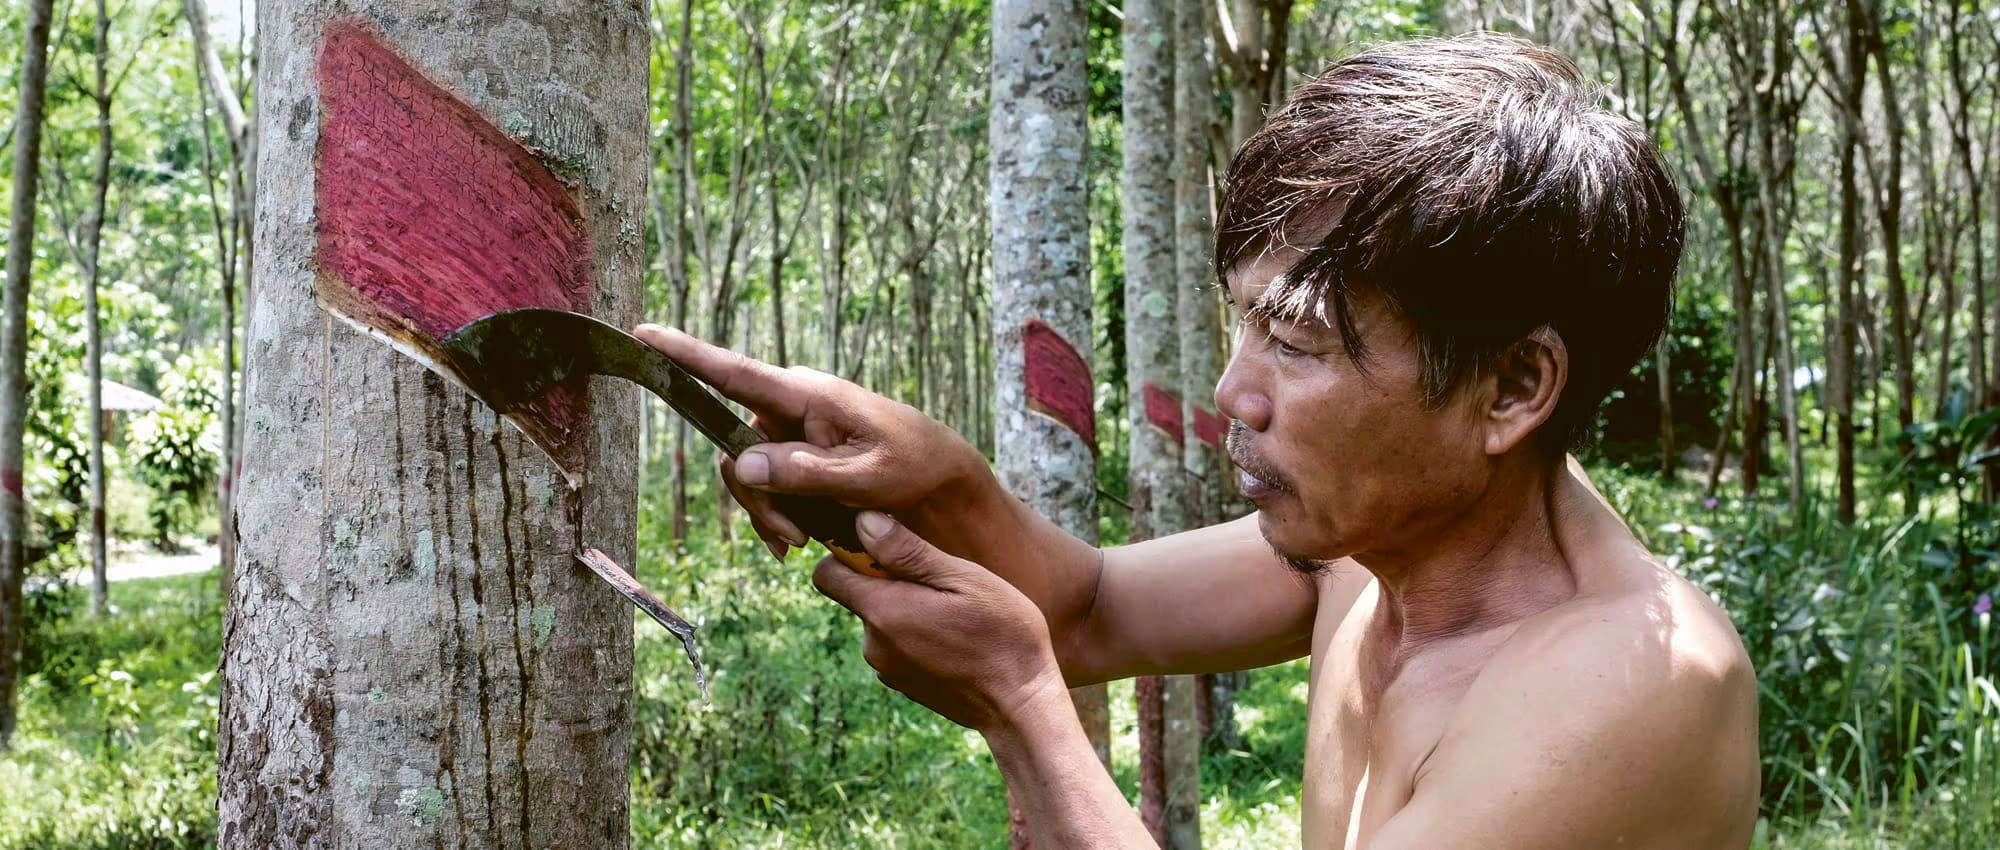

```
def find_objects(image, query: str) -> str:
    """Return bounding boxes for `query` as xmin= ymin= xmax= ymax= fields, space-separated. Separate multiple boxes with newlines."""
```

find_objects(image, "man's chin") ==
xmin=1255 ymin=513 xmax=1339 ymax=576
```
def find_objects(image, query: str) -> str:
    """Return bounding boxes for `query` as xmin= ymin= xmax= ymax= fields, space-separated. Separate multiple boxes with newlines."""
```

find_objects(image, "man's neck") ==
xmin=1354 ymin=455 xmax=1579 ymax=658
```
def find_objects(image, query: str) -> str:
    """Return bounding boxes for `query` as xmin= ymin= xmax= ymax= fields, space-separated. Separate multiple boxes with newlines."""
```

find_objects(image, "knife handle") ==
xmin=770 ymin=492 xmax=886 ymax=578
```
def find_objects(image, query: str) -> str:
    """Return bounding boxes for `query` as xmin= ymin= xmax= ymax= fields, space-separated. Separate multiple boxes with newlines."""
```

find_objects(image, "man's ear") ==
xmin=1483 ymin=326 xmax=1567 ymax=456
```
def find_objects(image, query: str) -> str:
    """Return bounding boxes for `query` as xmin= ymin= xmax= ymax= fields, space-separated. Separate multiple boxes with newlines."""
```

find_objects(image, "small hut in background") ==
xmin=65 ymin=375 xmax=164 ymax=443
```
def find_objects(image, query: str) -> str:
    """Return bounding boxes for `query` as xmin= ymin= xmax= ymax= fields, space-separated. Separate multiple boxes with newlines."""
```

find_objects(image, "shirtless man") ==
xmin=637 ymin=34 xmax=1760 ymax=849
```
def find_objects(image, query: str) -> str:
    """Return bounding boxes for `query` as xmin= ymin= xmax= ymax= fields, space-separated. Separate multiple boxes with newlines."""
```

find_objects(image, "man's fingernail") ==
xmin=781 ymin=528 xmax=808 ymax=547
xmin=737 ymin=451 xmax=770 ymax=485
xmin=766 ymin=540 xmax=788 ymax=563
xmin=858 ymin=510 xmax=894 ymax=540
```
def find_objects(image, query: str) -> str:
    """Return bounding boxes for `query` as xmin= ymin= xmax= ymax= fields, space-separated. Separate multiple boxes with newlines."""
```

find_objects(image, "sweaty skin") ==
xmin=633 ymin=251 xmax=1760 ymax=849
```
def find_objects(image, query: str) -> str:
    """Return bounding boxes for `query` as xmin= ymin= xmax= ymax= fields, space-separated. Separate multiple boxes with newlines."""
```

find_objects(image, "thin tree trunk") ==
xmin=0 ymin=0 xmax=56 ymax=750
xmin=992 ymin=2 xmax=1103 ymax=845
xmin=1179 ymin=0 xmax=1240 ymax=754
xmin=217 ymin=6 xmax=645 ymax=845
xmin=186 ymin=0 xmax=252 ymax=577
xmin=1830 ymin=0 xmax=1866 ymax=524
xmin=81 ymin=0 xmax=116 ymax=615
xmin=1863 ymin=0 xmax=1913 ymax=510
xmin=669 ymin=0 xmax=695 ymax=546
xmin=1945 ymin=1 xmax=1987 ymax=404
xmin=1125 ymin=0 xmax=1198 ymax=845
xmin=193 ymin=40 xmax=242 ymax=566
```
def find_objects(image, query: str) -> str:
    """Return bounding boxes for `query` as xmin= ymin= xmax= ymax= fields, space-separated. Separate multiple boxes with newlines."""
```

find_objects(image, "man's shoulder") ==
xmin=1515 ymin=558 xmax=1752 ymax=688
xmin=1416 ymin=562 xmax=1760 ymax=846
xmin=1382 ymin=598 xmax=1761 ymax=850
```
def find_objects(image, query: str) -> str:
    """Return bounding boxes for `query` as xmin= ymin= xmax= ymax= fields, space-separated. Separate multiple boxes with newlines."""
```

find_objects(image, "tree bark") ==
xmin=1125 ymin=0 xmax=1200 ymax=845
xmin=217 ymin=4 xmax=646 ymax=846
xmin=1861 ymin=0 xmax=1912 ymax=510
xmin=0 ymin=0 xmax=56 ymax=750
xmin=1179 ymin=0 xmax=1241 ymax=754
xmin=991 ymin=1 xmax=1105 ymax=845
xmin=186 ymin=0 xmax=253 ymax=578
xmin=82 ymin=0 xmax=116 ymax=615
xmin=668 ymin=0 xmax=694 ymax=546
xmin=1829 ymin=0 xmax=1866 ymax=524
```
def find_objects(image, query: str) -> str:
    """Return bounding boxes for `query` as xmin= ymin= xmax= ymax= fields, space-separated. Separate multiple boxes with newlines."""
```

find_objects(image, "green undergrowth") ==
xmin=6 ymin=461 xmax=2000 ymax=848
xmin=0 ymin=572 xmax=222 ymax=849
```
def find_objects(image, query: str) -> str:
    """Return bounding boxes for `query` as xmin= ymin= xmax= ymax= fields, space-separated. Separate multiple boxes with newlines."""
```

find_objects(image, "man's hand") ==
xmin=815 ymin=510 xmax=1065 ymax=731
xmin=633 ymin=324 xmax=993 ymax=559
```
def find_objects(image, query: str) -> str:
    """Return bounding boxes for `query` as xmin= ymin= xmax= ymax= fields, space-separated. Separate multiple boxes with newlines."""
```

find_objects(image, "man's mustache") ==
xmin=1226 ymin=421 xmax=1294 ymax=495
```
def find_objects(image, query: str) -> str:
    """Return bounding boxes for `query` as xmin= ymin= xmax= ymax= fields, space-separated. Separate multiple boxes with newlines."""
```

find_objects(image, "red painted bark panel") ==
xmin=313 ymin=20 xmax=591 ymax=475
xmin=1190 ymin=404 xmax=1225 ymax=450
xmin=1142 ymin=382 xmax=1183 ymax=444
xmin=1022 ymin=318 xmax=1097 ymax=455
xmin=1 ymin=467 xmax=20 ymax=499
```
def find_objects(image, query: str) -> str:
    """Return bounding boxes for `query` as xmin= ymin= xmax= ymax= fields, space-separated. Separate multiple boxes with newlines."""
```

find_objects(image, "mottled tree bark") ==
xmin=0 ymin=0 xmax=56 ymax=750
xmin=185 ymin=0 xmax=253 ymax=580
xmin=217 ymin=3 xmax=646 ymax=847
xmin=82 ymin=0 xmax=115 ymax=615
xmin=1828 ymin=0 xmax=1865 ymax=524
xmin=991 ymin=1 xmax=1105 ymax=845
xmin=1126 ymin=0 xmax=1200 ymax=846
xmin=1177 ymin=0 xmax=1242 ymax=756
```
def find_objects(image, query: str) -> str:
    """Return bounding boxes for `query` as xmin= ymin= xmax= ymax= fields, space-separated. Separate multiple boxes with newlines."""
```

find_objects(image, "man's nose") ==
xmin=1214 ymin=338 xmax=1272 ymax=432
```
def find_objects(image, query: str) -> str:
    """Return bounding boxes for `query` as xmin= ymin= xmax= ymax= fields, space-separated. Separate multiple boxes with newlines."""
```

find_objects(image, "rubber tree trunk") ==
xmin=185 ymin=0 xmax=252 ymax=580
xmin=216 ymin=4 xmax=646 ymax=846
xmin=1832 ymin=1 xmax=1865 ymax=525
xmin=1177 ymin=0 xmax=1242 ymax=755
xmin=0 ymin=0 xmax=56 ymax=751
xmin=1125 ymin=0 xmax=1200 ymax=846
xmin=83 ymin=0 xmax=115 ymax=616
xmin=991 ymin=1 xmax=1104 ymax=846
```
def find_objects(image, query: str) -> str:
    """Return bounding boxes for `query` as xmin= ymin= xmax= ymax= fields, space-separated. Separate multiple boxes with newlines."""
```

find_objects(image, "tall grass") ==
xmin=1596 ymin=464 xmax=2000 ymax=847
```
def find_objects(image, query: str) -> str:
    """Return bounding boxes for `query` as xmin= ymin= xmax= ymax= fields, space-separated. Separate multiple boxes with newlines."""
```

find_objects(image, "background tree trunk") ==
xmin=990 ymin=0 xmax=1106 ymax=846
xmin=82 ymin=0 xmax=117 ymax=615
xmin=1179 ymin=0 xmax=1242 ymax=755
xmin=216 ymin=4 xmax=646 ymax=846
xmin=185 ymin=0 xmax=252 ymax=579
xmin=1124 ymin=1 xmax=1199 ymax=845
xmin=1828 ymin=0 xmax=1865 ymax=524
xmin=0 ymin=0 xmax=57 ymax=750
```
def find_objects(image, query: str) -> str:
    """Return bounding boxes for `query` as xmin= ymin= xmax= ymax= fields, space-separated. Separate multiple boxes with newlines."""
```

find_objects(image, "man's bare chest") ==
xmin=1299 ymin=586 xmax=1513 ymax=849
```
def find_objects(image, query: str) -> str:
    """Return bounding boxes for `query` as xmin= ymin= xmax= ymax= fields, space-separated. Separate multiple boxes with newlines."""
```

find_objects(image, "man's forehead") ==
xmin=1224 ymin=197 xmax=1348 ymax=309
xmin=1224 ymin=250 xmax=1304 ymax=307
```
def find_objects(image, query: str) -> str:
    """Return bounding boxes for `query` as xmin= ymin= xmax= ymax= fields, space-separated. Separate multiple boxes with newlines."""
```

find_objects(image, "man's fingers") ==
xmin=854 ymin=511 xmax=958 ymax=586
xmin=633 ymin=324 xmax=812 ymax=420
xmin=720 ymin=455 xmax=808 ymax=547
xmin=812 ymin=553 xmax=889 ymax=617
xmin=734 ymin=441 xmax=872 ymax=499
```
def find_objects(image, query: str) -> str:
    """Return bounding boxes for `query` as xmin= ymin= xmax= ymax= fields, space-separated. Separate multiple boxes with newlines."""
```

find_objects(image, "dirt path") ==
xmin=60 ymin=544 xmax=219 ymax=584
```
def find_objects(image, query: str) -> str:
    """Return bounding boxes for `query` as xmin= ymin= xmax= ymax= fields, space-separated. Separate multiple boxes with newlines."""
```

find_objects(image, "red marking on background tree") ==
xmin=1022 ymin=318 xmax=1097 ymax=455
xmin=1190 ymin=404 xmax=1225 ymax=450
xmin=1142 ymin=382 xmax=1183 ymax=444
xmin=312 ymin=20 xmax=592 ymax=475
xmin=1 ymin=468 xmax=20 ymax=499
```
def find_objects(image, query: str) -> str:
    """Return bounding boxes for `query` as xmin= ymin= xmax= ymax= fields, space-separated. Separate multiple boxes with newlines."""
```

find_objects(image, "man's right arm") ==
xmin=904 ymin=471 xmax=1320 ymax=685
xmin=634 ymin=324 xmax=1325 ymax=684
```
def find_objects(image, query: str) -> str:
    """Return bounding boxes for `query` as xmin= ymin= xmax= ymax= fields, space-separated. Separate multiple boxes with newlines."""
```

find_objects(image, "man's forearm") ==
xmin=983 ymin=677 xmax=1157 ymax=849
xmin=903 ymin=466 xmax=1105 ymax=645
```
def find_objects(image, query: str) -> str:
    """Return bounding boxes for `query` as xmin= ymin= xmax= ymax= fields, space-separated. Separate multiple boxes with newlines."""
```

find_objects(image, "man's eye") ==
xmin=1262 ymin=328 xmax=1306 ymax=358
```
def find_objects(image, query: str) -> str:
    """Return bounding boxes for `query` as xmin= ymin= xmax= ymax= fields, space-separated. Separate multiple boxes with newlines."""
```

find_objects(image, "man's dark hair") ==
xmin=1214 ymin=33 xmax=1685 ymax=453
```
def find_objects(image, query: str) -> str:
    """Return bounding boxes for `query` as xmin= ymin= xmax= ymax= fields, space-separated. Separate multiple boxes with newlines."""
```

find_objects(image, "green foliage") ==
xmin=126 ymin=357 xmax=220 ymax=550
xmin=1596 ymin=468 xmax=2000 ymax=843
xmin=0 ymin=573 xmax=222 ymax=850
xmin=628 ymin=473 xmax=1013 ymax=846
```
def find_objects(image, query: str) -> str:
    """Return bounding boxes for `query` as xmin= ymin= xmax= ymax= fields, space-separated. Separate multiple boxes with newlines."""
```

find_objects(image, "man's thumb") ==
xmin=854 ymin=511 xmax=953 ymax=585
